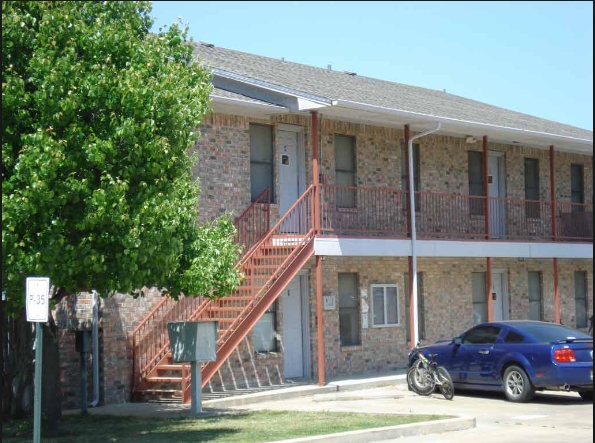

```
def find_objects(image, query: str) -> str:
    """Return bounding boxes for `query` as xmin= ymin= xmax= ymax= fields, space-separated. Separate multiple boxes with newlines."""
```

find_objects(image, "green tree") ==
xmin=2 ymin=0 xmax=241 ymax=431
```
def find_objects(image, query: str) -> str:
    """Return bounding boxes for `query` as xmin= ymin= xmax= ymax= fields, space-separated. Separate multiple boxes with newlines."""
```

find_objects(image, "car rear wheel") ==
xmin=578 ymin=391 xmax=593 ymax=401
xmin=503 ymin=365 xmax=535 ymax=403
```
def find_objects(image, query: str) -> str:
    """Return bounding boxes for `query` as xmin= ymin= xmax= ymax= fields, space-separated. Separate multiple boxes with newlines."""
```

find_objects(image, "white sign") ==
xmin=323 ymin=295 xmax=335 ymax=310
xmin=26 ymin=277 xmax=50 ymax=323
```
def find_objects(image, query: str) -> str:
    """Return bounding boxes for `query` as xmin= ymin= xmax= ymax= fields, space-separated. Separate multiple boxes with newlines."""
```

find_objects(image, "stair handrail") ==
xmin=234 ymin=187 xmax=270 ymax=257
xmin=215 ymin=186 xmax=315 ymax=352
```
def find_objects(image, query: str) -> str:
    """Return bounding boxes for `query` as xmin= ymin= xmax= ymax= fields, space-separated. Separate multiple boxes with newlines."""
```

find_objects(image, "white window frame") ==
xmin=371 ymin=284 xmax=400 ymax=328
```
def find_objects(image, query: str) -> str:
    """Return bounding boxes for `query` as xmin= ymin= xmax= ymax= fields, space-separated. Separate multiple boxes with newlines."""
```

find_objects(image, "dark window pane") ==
xmin=575 ymin=271 xmax=588 ymax=328
xmin=472 ymin=272 xmax=487 ymax=325
xmin=386 ymin=286 xmax=399 ymax=325
xmin=504 ymin=330 xmax=525 ymax=343
xmin=571 ymin=164 xmax=584 ymax=211
xmin=516 ymin=323 xmax=591 ymax=342
xmin=463 ymin=326 xmax=502 ymax=344
xmin=335 ymin=136 xmax=356 ymax=208
xmin=524 ymin=158 xmax=541 ymax=218
xmin=372 ymin=287 xmax=385 ymax=326
xmin=250 ymin=124 xmax=274 ymax=202
xmin=338 ymin=273 xmax=360 ymax=346
xmin=468 ymin=151 xmax=485 ymax=215
xmin=528 ymin=271 xmax=543 ymax=321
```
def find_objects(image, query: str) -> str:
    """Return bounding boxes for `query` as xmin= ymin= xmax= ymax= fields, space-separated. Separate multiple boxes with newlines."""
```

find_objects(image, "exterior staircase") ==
xmin=131 ymin=186 xmax=315 ymax=403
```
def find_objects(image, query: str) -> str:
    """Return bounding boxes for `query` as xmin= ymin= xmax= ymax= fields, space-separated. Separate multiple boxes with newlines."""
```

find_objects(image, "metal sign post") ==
xmin=26 ymin=277 xmax=50 ymax=443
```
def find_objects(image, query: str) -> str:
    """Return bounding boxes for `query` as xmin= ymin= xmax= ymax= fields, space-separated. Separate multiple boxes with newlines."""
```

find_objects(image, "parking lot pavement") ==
xmin=233 ymin=384 xmax=593 ymax=443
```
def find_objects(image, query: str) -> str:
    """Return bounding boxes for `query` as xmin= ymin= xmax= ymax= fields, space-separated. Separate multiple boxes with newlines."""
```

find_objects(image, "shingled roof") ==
xmin=195 ymin=42 xmax=592 ymax=143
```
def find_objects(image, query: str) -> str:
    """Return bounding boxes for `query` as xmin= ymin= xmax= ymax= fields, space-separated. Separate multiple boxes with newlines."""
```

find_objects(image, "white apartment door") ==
xmin=279 ymin=130 xmax=302 ymax=233
xmin=491 ymin=271 xmax=510 ymax=321
xmin=282 ymin=278 xmax=304 ymax=378
xmin=488 ymin=154 xmax=506 ymax=237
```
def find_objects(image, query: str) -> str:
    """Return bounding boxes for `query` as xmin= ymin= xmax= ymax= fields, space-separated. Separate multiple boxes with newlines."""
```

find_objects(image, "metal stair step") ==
xmin=146 ymin=376 xmax=183 ymax=383
xmin=156 ymin=365 xmax=183 ymax=371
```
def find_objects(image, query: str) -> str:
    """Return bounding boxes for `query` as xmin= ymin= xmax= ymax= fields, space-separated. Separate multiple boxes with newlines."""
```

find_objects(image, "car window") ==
xmin=516 ymin=323 xmax=592 ymax=343
xmin=463 ymin=326 xmax=502 ymax=344
xmin=504 ymin=330 xmax=525 ymax=344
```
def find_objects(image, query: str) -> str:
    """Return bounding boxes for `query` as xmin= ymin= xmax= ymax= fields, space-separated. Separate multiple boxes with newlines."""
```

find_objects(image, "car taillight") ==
xmin=554 ymin=349 xmax=577 ymax=363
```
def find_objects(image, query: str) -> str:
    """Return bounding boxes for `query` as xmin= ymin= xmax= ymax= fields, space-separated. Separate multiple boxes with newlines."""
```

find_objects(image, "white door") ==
xmin=491 ymin=271 xmax=509 ymax=321
xmin=279 ymin=130 xmax=300 ymax=233
xmin=282 ymin=278 xmax=304 ymax=378
xmin=488 ymin=155 xmax=505 ymax=237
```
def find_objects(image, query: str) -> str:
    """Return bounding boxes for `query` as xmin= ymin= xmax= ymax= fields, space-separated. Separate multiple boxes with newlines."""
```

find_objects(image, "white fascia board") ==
xmin=334 ymin=99 xmax=593 ymax=151
xmin=213 ymin=69 xmax=332 ymax=107
xmin=314 ymin=237 xmax=411 ymax=256
xmin=315 ymin=237 xmax=593 ymax=259
xmin=210 ymin=94 xmax=288 ymax=113
xmin=296 ymin=97 xmax=328 ymax=111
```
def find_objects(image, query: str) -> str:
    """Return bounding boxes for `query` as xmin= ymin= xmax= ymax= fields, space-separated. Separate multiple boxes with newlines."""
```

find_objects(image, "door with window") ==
xmin=492 ymin=271 xmax=509 ymax=322
xmin=282 ymin=278 xmax=304 ymax=378
xmin=279 ymin=129 xmax=305 ymax=233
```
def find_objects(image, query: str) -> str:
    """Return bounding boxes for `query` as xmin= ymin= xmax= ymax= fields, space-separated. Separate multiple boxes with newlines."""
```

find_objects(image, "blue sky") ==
xmin=150 ymin=1 xmax=593 ymax=131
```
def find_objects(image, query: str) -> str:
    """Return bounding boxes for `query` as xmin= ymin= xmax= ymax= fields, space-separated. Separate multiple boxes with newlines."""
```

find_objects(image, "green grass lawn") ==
xmin=2 ymin=410 xmax=445 ymax=442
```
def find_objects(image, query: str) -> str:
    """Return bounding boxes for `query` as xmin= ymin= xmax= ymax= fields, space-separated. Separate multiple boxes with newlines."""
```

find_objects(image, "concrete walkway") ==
xmin=64 ymin=370 xmax=476 ymax=442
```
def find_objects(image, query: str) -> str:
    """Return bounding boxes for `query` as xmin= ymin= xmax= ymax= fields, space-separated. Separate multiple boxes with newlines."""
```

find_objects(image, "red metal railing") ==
xmin=131 ymin=295 xmax=207 ymax=391
xmin=321 ymin=185 xmax=409 ymax=236
xmin=555 ymin=202 xmax=593 ymax=241
xmin=320 ymin=184 xmax=592 ymax=242
xmin=235 ymin=188 xmax=270 ymax=257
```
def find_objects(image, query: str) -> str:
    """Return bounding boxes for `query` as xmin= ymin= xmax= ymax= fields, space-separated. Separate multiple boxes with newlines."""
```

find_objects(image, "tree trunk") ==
xmin=42 ymin=318 xmax=63 ymax=436
xmin=2 ymin=311 xmax=34 ymax=420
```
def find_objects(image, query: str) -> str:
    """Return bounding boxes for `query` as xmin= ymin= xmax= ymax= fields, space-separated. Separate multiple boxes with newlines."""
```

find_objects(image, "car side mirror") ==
xmin=454 ymin=337 xmax=463 ymax=346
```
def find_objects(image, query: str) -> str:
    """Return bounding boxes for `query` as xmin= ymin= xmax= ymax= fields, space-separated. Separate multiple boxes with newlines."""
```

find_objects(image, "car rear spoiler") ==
xmin=554 ymin=338 xmax=594 ymax=344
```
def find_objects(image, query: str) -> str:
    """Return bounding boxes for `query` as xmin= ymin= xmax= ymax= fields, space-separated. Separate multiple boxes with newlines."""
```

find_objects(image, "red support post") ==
xmin=483 ymin=136 xmax=490 ymax=239
xmin=311 ymin=111 xmax=325 ymax=386
xmin=550 ymin=145 xmax=557 ymax=240
xmin=312 ymin=111 xmax=320 ymax=235
xmin=316 ymin=256 xmax=325 ymax=385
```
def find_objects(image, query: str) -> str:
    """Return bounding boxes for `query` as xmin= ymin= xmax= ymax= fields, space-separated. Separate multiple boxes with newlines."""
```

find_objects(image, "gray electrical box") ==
xmin=167 ymin=321 xmax=218 ymax=363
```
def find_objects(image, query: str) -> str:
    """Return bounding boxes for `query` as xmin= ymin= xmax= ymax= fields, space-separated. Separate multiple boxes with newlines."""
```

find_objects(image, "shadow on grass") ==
xmin=2 ymin=413 xmax=249 ymax=443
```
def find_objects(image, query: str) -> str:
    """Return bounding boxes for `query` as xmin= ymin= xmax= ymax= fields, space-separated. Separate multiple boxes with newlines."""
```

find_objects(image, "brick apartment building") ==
xmin=56 ymin=42 xmax=593 ymax=408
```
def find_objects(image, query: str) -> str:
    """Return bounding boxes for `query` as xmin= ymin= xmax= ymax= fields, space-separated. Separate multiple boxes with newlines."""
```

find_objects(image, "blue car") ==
xmin=408 ymin=321 xmax=593 ymax=402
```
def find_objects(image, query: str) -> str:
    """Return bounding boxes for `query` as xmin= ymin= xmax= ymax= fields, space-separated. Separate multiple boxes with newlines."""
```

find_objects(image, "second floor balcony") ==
xmin=320 ymin=185 xmax=593 ymax=243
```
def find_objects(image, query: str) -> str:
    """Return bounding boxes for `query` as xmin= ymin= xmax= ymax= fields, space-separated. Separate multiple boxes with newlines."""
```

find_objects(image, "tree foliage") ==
xmin=2 ymin=1 xmax=242 ymax=315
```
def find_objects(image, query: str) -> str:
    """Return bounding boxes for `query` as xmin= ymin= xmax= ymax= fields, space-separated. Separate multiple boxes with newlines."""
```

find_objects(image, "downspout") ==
xmin=408 ymin=123 xmax=441 ymax=346
xmin=90 ymin=290 xmax=100 ymax=407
